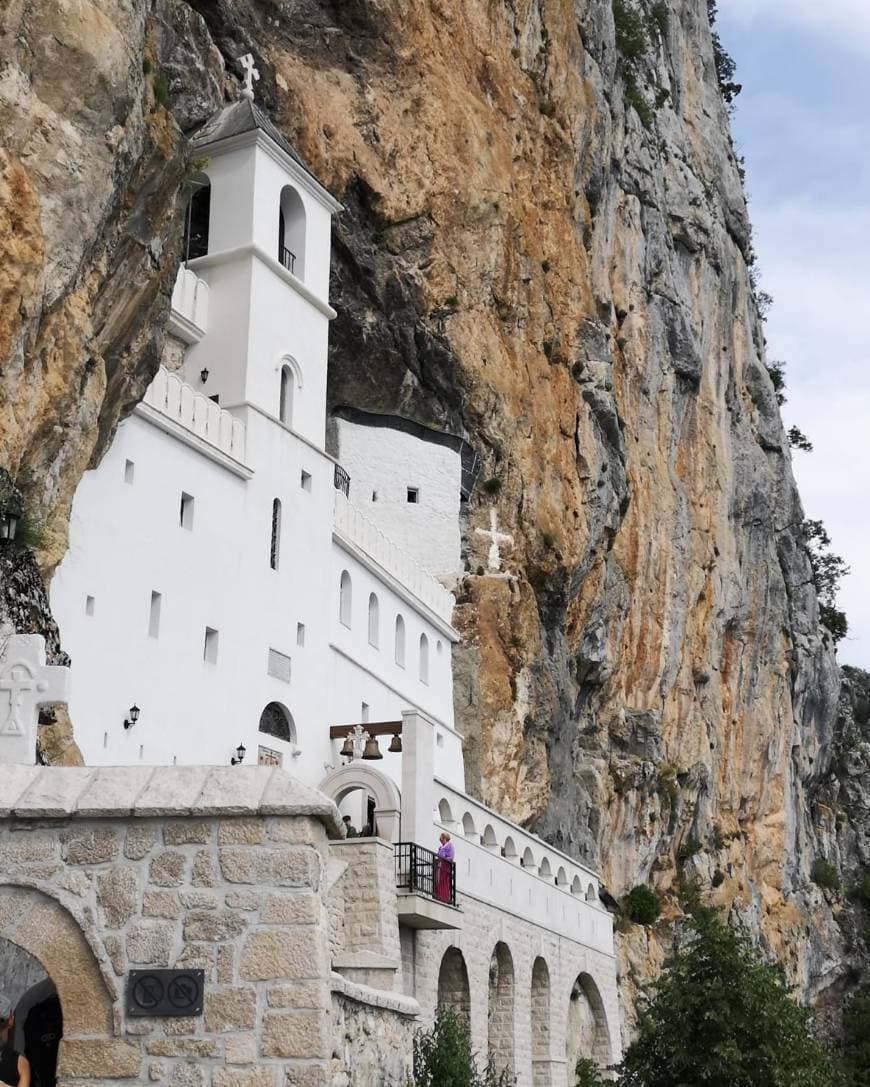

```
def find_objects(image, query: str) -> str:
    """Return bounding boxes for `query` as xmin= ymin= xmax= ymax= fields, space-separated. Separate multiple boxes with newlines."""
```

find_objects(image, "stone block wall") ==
xmin=0 ymin=767 xmax=414 ymax=1087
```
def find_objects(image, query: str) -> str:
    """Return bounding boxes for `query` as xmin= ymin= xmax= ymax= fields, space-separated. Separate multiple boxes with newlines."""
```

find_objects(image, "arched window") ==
xmin=394 ymin=614 xmax=406 ymax=667
xmin=184 ymin=175 xmax=211 ymax=261
xmin=270 ymin=499 xmax=281 ymax=570
xmin=368 ymin=593 xmax=379 ymax=648
xmin=339 ymin=570 xmax=352 ymax=627
xmin=419 ymin=633 xmax=429 ymax=684
xmin=278 ymin=185 xmax=306 ymax=279
xmin=279 ymin=365 xmax=293 ymax=426
xmin=259 ymin=702 xmax=296 ymax=744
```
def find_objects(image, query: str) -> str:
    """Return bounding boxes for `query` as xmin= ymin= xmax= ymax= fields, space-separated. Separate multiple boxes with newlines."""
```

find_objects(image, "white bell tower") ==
xmin=180 ymin=66 xmax=342 ymax=447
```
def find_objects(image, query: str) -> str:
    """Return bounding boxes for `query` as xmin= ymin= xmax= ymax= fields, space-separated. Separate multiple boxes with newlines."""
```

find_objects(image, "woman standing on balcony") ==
xmin=435 ymin=832 xmax=455 ymax=902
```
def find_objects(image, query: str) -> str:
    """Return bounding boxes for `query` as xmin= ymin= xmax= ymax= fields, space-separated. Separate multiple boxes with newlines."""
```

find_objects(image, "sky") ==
xmin=716 ymin=2 xmax=870 ymax=670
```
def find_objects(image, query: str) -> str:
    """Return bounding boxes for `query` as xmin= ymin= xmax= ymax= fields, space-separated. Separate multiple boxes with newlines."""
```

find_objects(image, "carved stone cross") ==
xmin=474 ymin=509 xmax=514 ymax=572
xmin=239 ymin=53 xmax=260 ymax=100
xmin=0 ymin=635 xmax=70 ymax=764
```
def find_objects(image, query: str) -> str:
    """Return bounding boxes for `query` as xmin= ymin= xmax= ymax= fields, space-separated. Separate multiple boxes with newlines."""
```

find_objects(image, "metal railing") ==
xmin=279 ymin=246 xmax=297 ymax=274
xmin=395 ymin=842 xmax=456 ymax=907
xmin=334 ymin=464 xmax=351 ymax=498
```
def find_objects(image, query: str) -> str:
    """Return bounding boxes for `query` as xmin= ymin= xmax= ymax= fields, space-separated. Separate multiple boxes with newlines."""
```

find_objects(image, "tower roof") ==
xmin=192 ymin=98 xmax=312 ymax=176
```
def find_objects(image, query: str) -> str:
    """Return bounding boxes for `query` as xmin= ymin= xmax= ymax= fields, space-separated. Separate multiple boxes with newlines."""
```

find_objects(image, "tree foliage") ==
xmin=625 ymin=885 xmax=660 ymax=925
xmin=619 ymin=911 xmax=838 ymax=1087
xmin=413 ymin=1007 xmax=514 ymax=1087
xmin=575 ymin=1057 xmax=608 ymax=1087
xmin=802 ymin=520 xmax=850 ymax=643
xmin=842 ymin=985 xmax=870 ymax=1087
xmin=707 ymin=1 xmax=742 ymax=103
xmin=789 ymin=426 xmax=814 ymax=453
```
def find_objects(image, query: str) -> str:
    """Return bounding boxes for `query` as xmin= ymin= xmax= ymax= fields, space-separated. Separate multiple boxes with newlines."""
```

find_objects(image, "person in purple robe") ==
xmin=435 ymin=832 xmax=455 ymax=902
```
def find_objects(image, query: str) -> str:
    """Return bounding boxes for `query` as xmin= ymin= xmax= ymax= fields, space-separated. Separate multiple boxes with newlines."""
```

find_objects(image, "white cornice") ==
xmin=187 ymin=244 xmax=337 ymax=320
xmin=133 ymin=403 xmax=253 ymax=480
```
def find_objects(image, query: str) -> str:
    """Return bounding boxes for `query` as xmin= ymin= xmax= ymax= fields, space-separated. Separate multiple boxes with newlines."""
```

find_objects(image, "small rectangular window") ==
xmin=180 ymin=492 xmax=195 ymax=530
xmin=372 ymin=490 xmax=378 ymax=502
xmin=301 ymin=470 xmax=312 ymax=492
xmin=407 ymin=487 xmax=419 ymax=504
xmin=203 ymin=626 xmax=219 ymax=664
xmin=148 ymin=591 xmax=162 ymax=639
xmin=85 ymin=595 xmax=95 ymax=616
xmin=267 ymin=648 xmax=292 ymax=683
xmin=296 ymin=622 xmax=305 ymax=647
xmin=124 ymin=460 xmax=135 ymax=484
xmin=361 ymin=702 xmax=370 ymax=724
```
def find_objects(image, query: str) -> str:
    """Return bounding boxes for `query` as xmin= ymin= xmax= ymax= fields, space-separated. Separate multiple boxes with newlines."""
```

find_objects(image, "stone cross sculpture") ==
xmin=0 ymin=635 xmax=70 ymax=765
xmin=239 ymin=53 xmax=260 ymax=100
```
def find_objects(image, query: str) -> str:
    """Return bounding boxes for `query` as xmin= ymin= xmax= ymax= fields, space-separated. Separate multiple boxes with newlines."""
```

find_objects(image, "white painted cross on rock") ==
xmin=474 ymin=509 xmax=514 ymax=573
xmin=0 ymin=635 xmax=70 ymax=765
xmin=239 ymin=53 xmax=260 ymax=100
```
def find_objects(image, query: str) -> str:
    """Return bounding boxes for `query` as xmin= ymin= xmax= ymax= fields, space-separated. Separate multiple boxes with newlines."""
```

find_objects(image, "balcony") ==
xmin=279 ymin=245 xmax=297 ymax=275
xmin=333 ymin=463 xmax=351 ymax=498
xmin=394 ymin=841 xmax=462 ymax=930
xmin=169 ymin=266 xmax=209 ymax=344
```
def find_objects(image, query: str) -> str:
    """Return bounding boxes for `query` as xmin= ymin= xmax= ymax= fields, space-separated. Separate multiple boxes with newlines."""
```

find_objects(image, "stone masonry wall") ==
xmin=0 ymin=767 xmax=414 ymax=1087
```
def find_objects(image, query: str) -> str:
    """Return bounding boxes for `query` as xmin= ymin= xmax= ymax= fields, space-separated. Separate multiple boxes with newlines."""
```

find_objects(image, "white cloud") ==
xmin=723 ymin=0 xmax=870 ymax=56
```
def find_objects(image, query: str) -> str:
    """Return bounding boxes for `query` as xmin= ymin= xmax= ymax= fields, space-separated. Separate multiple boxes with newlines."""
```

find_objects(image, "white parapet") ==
xmin=333 ymin=493 xmax=455 ymax=627
xmin=432 ymin=778 xmax=613 ymax=953
xmin=169 ymin=266 xmax=210 ymax=343
xmin=138 ymin=367 xmax=249 ymax=471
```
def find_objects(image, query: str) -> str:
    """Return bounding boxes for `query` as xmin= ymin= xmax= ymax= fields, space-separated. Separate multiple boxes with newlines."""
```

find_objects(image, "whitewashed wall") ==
xmin=333 ymin=419 xmax=464 ymax=583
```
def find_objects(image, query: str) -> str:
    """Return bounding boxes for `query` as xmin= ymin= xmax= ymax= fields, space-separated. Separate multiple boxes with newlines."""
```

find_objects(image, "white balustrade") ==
xmin=431 ymin=778 xmax=610 ymax=950
xmin=333 ymin=495 xmax=455 ymax=624
xmin=141 ymin=366 xmax=247 ymax=464
xmin=170 ymin=266 xmax=209 ymax=339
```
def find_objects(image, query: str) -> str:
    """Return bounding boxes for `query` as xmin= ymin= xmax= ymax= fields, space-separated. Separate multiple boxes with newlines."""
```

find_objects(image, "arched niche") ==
xmin=339 ymin=570 xmax=352 ymax=628
xmin=437 ymin=798 xmax=454 ymax=825
xmin=259 ymin=701 xmax=296 ymax=745
xmin=502 ymin=836 xmax=518 ymax=863
xmin=539 ymin=857 xmax=553 ymax=882
xmin=566 ymin=972 xmax=612 ymax=1076
xmin=0 ymin=884 xmax=115 ymax=1073
xmin=556 ymin=866 xmax=569 ymax=889
xmin=586 ymin=883 xmax=597 ymax=903
xmin=487 ymin=942 xmax=515 ymax=1077
xmin=368 ymin=593 xmax=380 ymax=648
xmin=319 ymin=764 xmax=401 ymax=843
xmin=461 ymin=812 xmax=477 ymax=841
xmin=278 ymin=356 xmax=302 ymax=427
xmin=437 ymin=946 xmax=470 ymax=1025
xmin=482 ymin=824 xmax=499 ymax=851
xmin=278 ymin=185 xmax=306 ymax=279
xmin=531 ymin=956 xmax=552 ymax=1084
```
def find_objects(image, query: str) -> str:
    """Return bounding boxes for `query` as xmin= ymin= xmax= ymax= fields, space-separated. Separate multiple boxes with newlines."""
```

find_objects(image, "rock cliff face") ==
xmin=1 ymin=0 xmax=863 ymax=1033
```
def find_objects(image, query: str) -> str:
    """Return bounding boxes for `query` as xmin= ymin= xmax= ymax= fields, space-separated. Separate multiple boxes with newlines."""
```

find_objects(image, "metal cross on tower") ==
xmin=239 ymin=53 xmax=260 ymax=100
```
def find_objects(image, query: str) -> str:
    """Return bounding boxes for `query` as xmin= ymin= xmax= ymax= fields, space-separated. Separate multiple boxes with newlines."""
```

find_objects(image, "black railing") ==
xmin=279 ymin=246 xmax=297 ymax=274
xmin=334 ymin=464 xmax=351 ymax=498
xmin=395 ymin=842 xmax=457 ymax=907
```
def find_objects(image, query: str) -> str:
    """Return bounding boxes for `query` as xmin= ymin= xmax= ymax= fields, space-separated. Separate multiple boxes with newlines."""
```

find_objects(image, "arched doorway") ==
xmin=531 ymin=956 xmax=552 ymax=1086
xmin=437 ymin=946 xmax=470 ymax=1025
xmin=487 ymin=942 xmax=515 ymax=1077
xmin=566 ymin=972 xmax=611 ymax=1078
xmin=0 ymin=886 xmax=114 ymax=1082
xmin=183 ymin=174 xmax=211 ymax=261
xmin=318 ymin=764 xmax=401 ymax=843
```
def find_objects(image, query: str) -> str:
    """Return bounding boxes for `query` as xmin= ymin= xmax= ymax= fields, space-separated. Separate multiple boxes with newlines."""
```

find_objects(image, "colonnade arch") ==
xmin=530 ymin=956 xmax=552 ymax=1086
xmin=437 ymin=946 xmax=471 ymax=1025
xmin=566 ymin=971 xmax=612 ymax=1075
xmin=487 ymin=941 xmax=515 ymax=1077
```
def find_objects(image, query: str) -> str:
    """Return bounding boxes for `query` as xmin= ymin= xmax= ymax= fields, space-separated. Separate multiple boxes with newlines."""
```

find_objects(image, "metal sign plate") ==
xmin=126 ymin=969 xmax=204 ymax=1017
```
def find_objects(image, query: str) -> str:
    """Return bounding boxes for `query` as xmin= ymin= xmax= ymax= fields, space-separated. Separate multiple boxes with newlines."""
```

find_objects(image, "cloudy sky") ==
xmin=717 ymin=2 xmax=870 ymax=670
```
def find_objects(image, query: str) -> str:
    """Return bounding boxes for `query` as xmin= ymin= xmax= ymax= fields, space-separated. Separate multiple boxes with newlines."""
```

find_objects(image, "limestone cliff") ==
xmin=0 ymin=0 xmax=863 ymax=1036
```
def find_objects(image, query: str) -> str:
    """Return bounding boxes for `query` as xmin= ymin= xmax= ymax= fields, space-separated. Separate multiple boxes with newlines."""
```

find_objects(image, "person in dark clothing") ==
xmin=0 ymin=993 xmax=30 ymax=1087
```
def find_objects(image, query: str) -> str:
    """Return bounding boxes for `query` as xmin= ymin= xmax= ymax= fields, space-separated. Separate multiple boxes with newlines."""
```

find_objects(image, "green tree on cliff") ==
xmin=619 ymin=910 xmax=838 ymax=1087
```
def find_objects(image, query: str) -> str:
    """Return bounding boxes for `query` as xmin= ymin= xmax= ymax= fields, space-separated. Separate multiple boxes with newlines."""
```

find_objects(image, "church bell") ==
xmin=388 ymin=733 xmax=402 ymax=753
xmin=362 ymin=735 xmax=383 ymax=760
xmin=339 ymin=736 xmax=354 ymax=758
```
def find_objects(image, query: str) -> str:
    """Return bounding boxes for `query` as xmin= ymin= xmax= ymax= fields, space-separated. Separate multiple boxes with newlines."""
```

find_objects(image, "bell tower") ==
xmin=179 ymin=61 xmax=341 ymax=447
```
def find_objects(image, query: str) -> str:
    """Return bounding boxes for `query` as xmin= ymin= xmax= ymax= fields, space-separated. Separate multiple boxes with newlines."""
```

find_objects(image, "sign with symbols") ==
xmin=126 ymin=970 xmax=204 ymax=1017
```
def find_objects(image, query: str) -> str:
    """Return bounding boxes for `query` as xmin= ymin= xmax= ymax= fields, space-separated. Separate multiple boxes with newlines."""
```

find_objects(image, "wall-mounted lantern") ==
xmin=230 ymin=742 xmax=247 ymax=766
xmin=123 ymin=704 xmax=141 ymax=730
xmin=200 ymin=368 xmax=209 ymax=384
xmin=0 ymin=470 xmax=23 ymax=544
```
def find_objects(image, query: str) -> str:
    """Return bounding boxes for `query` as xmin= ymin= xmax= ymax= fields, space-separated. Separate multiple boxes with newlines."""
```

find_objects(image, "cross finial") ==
xmin=239 ymin=53 xmax=260 ymax=100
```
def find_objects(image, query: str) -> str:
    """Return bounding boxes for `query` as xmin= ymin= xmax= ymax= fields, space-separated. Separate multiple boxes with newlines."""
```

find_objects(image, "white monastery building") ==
xmin=38 ymin=68 xmax=621 ymax=1086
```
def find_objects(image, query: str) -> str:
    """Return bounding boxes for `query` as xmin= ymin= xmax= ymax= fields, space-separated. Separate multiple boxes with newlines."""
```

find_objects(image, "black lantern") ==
xmin=200 ymin=368 xmax=209 ymax=384
xmin=123 ymin=704 xmax=141 ymax=730
xmin=231 ymin=742 xmax=247 ymax=765
xmin=0 ymin=470 xmax=23 ymax=544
